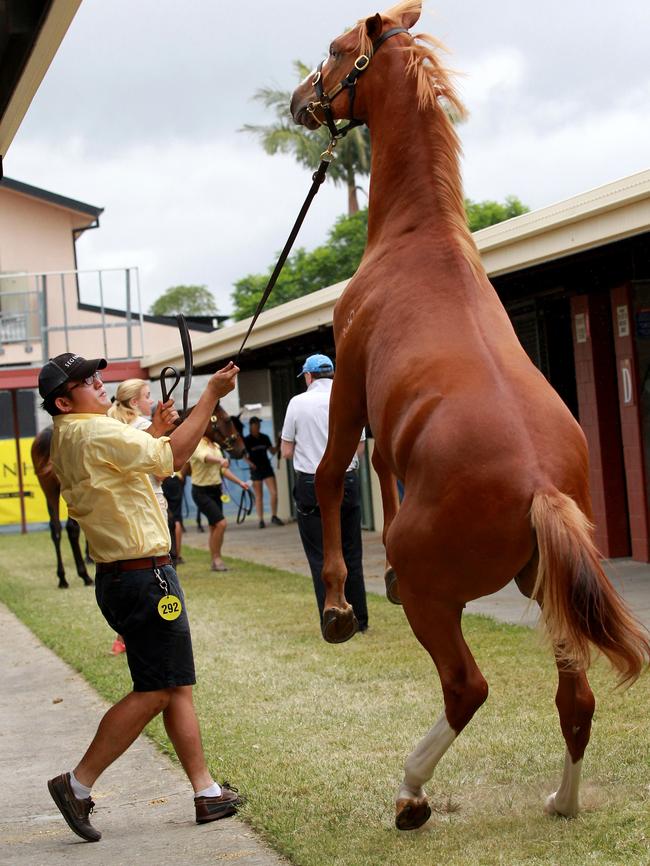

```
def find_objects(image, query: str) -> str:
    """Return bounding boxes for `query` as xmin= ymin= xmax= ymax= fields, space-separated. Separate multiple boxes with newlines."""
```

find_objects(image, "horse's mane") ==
xmin=355 ymin=0 xmax=482 ymax=275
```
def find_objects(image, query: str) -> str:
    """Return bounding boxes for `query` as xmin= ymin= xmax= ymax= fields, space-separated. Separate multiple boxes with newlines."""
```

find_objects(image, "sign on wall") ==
xmin=616 ymin=304 xmax=630 ymax=338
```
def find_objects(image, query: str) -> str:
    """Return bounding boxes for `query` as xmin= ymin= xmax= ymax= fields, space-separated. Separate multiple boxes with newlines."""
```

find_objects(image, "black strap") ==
xmin=236 ymin=486 xmax=255 ymax=524
xmin=235 ymin=158 xmax=332 ymax=361
xmin=177 ymin=313 xmax=193 ymax=416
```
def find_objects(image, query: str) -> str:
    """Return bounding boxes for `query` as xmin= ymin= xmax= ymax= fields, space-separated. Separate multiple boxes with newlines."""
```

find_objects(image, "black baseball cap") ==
xmin=249 ymin=416 xmax=262 ymax=425
xmin=38 ymin=353 xmax=107 ymax=399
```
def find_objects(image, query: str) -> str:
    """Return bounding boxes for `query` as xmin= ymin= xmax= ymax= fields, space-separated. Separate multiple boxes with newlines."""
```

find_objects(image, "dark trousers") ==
xmin=294 ymin=470 xmax=368 ymax=630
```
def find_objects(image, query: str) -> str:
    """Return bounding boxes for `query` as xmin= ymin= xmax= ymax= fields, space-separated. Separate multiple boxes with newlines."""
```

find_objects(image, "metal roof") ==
xmin=1 ymin=175 xmax=103 ymax=218
xmin=0 ymin=0 xmax=82 ymax=166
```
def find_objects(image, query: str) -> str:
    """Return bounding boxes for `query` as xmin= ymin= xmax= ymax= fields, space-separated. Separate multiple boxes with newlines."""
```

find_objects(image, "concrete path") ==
xmin=0 ymin=604 xmax=287 ymax=866
xmin=186 ymin=520 xmax=650 ymax=631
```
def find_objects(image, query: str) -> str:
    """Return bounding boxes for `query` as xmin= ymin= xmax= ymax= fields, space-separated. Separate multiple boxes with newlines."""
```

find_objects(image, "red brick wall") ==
xmin=610 ymin=284 xmax=649 ymax=561
xmin=571 ymin=294 xmax=630 ymax=557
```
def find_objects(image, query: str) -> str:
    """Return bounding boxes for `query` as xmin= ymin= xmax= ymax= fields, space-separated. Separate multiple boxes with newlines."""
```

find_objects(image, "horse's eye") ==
xmin=329 ymin=44 xmax=338 ymax=58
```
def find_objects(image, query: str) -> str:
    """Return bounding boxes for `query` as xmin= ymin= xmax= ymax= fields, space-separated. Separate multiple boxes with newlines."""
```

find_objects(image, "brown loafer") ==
xmin=47 ymin=772 xmax=101 ymax=842
xmin=195 ymin=782 xmax=243 ymax=824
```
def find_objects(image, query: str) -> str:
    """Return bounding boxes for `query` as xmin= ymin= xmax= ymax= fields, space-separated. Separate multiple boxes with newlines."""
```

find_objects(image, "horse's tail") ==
xmin=530 ymin=490 xmax=650 ymax=686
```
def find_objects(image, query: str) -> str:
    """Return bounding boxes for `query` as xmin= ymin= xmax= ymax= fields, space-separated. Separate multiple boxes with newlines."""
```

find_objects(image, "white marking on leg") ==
xmin=545 ymin=749 xmax=582 ymax=818
xmin=398 ymin=712 xmax=456 ymax=800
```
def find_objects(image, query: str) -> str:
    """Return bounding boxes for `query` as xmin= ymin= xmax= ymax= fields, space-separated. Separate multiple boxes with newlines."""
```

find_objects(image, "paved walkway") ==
xmin=0 ymin=604 xmax=287 ymax=866
xmin=185 ymin=520 xmax=650 ymax=630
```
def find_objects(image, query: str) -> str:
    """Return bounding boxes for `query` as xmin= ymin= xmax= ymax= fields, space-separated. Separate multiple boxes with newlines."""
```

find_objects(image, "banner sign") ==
xmin=0 ymin=436 xmax=67 ymax=525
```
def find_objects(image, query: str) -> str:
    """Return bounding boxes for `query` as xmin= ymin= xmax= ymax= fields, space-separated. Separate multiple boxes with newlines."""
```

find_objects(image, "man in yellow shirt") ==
xmin=39 ymin=352 xmax=242 ymax=842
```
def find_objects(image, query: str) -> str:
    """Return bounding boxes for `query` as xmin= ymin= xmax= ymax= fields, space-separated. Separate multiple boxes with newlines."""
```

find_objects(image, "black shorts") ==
xmin=191 ymin=484 xmax=224 ymax=525
xmin=95 ymin=563 xmax=195 ymax=692
xmin=162 ymin=476 xmax=184 ymax=523
xmin=250 ymin=466 xmax=275 ymax=482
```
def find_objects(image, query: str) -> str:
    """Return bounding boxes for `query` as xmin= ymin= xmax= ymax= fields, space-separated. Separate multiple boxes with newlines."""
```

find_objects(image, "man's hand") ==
xmin=150 ymin=399 xmax=179 ymax=437
xmin=207 ymin=362 xmax=239 ymax=398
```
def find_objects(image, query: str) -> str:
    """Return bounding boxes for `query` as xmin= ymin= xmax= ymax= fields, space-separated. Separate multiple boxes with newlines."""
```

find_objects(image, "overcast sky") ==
xmin=7 ymin=0 xmax=650 ymax=315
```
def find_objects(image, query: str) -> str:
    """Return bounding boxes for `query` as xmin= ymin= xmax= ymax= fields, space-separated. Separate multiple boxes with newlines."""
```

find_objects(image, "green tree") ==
xmin=464 ymin=195 xmax=529 ymax=232
xmin=241 ymin=61 xmax=371 ymax=216
xmin=149 ymin=285 xmax=218 ymax=317
xmin=231 ymin=194 xmax=529 ymax=320
xmin=231 ymin=209 xmax=368 ymax=319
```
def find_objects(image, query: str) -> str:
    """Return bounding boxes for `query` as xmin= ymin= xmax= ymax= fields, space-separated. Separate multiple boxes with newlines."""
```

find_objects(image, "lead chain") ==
xmin=154 ymin=567 xmax=169 ymax=596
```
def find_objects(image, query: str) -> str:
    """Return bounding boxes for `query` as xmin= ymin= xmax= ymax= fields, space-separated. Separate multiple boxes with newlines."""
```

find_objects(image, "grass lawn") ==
xmin=1 ymin=531 xmax=648 ymax=866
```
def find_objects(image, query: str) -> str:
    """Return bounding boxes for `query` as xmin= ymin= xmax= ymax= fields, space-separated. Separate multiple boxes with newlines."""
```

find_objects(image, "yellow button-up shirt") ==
xmin=189 ymin=437 xmax=223 ymax=487
xmin=51 ymin=413 xmax=174 ymax=563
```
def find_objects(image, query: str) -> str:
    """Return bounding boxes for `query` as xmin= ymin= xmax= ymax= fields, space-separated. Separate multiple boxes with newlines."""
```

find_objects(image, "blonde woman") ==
xmin=189 ymin=419 xmax=249 ymax=572
xmin=108 ymin=379 xmax=172 ymax=653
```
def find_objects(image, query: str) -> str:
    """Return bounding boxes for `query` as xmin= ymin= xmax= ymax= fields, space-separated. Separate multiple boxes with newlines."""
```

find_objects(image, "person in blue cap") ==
xmin=280 ymin=353 xmax=369 ymax=634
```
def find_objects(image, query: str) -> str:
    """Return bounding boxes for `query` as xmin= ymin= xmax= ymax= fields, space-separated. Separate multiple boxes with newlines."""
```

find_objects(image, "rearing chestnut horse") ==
xmin=291 ymin=0 xmax=649 ymax=832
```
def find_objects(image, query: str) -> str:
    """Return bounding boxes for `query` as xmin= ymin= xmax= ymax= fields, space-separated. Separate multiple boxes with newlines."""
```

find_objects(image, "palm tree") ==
xmin=241 ymin=61 xmax=371 ymax=215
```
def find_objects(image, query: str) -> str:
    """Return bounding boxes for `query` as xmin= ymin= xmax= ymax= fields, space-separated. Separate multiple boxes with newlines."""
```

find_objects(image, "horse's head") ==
xmin=183 ymin=402 xmax=246 ymax=459
xmin=208 ymin=402 xmax=247 ymax=459
xmin=290 ymin=2 xmax=421 ymax=133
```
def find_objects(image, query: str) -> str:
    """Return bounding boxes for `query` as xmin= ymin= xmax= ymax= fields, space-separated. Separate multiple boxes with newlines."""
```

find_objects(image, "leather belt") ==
xmin=96 ymin=555 xmax=171 ymax=575
xmin=295 ymin=470 xmax=357 ymax=480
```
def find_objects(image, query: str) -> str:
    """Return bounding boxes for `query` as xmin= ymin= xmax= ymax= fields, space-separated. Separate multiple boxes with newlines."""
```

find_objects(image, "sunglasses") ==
xmin=68 ymin=372 xmax=103 ymax=391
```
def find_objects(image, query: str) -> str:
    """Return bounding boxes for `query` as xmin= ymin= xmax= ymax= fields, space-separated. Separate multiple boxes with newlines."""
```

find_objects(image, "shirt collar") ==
xmin=53 ymin=413 xmax=104 ymax=425
xmin=307 ymin=378 xmax=333 ymax=392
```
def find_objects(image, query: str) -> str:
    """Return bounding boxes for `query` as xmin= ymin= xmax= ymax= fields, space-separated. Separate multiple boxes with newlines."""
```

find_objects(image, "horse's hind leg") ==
xmin=515 ymin=554 xmax=594 ymax=818
xmin=47 ymin=508 xmax=67 ymax=588
xmin=395 ymin=599 xmax=488 ymax=830
xmin=371 ymin=446 xmax=401 ymax=605
xmin=545 ymin=666 xmax=594 ymax=817
xmin=67 ymin=519 xmax=94 ymax=585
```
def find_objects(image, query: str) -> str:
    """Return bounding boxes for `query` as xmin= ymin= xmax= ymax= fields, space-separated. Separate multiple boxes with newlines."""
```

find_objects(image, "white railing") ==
xmin=0 ymin=267 xmax=144 ymax=361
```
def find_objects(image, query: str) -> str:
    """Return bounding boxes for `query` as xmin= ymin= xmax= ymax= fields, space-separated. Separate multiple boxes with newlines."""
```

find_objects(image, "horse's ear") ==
xmin=365 ymin=12 xmax=382 ymax=41
xmin=400 ymin=1 xmax=421 ymax=29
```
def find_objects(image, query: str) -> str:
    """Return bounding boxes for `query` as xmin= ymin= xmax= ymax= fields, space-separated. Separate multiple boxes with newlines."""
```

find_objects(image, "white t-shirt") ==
xmin=131 ymin=416 xmax=167 ymax=513
xmin=280 ymin=378 xmax=365 ymax=474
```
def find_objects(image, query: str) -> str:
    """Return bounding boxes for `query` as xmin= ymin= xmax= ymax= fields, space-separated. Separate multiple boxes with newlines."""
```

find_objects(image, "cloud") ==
xmin=6 ymin=0 xmax=650 ymax=320
xmin=8 ymin=134 xmax=347 ymax=314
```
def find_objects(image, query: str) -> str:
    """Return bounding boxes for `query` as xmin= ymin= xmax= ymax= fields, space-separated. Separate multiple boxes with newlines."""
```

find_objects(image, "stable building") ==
xmin=144 ymin=168 xmax=650 ymax=562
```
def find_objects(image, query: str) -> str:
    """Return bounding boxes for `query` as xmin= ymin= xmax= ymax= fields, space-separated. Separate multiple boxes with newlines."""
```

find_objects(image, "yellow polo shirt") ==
xmin=51 ymin=413 xmax=174 ymax=563
xmin=189 ymin=437 xmax=223 ymax=487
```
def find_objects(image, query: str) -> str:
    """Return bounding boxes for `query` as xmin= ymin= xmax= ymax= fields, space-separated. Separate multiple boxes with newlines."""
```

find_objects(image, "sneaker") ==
xmin=195 ymin=782 xmax=243 ymax=824
xmin=47 ymin=772 xmax=101 ymax=842
xmin=271 ymin=515 xmax=285 ymax=526
xmin=258 ymin=520 xmax=266 ymax=529
xmin=110 ymin=637 xmax=126 ymax=655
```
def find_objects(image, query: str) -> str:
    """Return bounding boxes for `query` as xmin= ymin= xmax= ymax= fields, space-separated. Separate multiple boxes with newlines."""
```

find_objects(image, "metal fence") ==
xmin=0 ymin=267 xmax=144 ymax=361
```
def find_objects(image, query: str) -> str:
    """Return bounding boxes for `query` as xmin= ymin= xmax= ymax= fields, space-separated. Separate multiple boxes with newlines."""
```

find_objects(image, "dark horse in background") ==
xmin=31 ymin=427 xmax=93 ymax=589
xmin=32 ymin=401 xmax=246 ymax=588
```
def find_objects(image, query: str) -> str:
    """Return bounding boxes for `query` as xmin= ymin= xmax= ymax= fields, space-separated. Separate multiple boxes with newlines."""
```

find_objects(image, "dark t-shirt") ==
xmin=244 ymin=433 xmax=273 ymax=472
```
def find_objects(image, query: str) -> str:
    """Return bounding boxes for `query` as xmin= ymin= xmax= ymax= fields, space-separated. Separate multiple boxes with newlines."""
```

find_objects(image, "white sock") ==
xmin=69 ymin=770 xmax=92 ymax=800
xmin=195 ymin=781 xmax=222 ymax=798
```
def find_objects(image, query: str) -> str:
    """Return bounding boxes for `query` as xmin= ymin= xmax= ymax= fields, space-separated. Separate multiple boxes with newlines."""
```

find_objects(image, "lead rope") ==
xmin=235 ymin=140 xmax=337 ymax=363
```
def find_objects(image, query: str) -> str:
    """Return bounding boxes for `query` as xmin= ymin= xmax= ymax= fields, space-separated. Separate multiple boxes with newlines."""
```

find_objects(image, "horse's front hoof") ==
xmin=58 ymin=579 xmax=69 ymax=589
xmin=82 ymin=576 xmax=94 ymax=586
xmin=384 ymin=567 xmax=402 ymax=605
xmin=395 ymin=796 xmax=431 ymax=831
xmin=321 ymin=606 xmax=358 ymax=644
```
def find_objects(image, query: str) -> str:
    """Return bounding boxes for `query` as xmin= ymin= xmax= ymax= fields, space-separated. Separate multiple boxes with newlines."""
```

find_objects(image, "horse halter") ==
xmin=210 ymin=402 xmax=239 ymax=452
xmin=308 ymin=27 xmax=410 ymax=141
